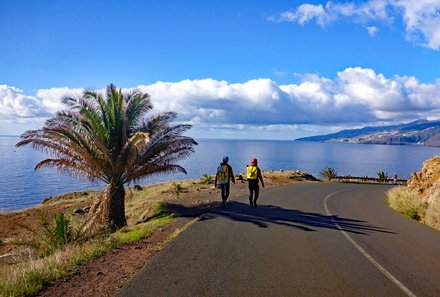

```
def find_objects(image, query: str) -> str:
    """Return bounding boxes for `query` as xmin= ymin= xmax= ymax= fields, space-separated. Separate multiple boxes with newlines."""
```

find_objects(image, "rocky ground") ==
xmin=408 ymin=156 xmax=440 ymax=205
xmin=0 ymin=170 xmax=318 ymax=297
xmin=406 ymin=156 xmax=440 ymax=229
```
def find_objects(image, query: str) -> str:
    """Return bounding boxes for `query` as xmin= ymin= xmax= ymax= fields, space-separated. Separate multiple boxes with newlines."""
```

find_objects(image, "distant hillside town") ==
xmin=296 ymin=120 xmax=440 ymax=146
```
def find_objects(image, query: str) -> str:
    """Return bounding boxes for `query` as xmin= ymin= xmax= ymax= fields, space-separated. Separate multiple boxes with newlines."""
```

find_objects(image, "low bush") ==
xmin=172 ymin=182 xmax=184 ymax=193
xmin=15 ymin=212 xmax=87 ymax=256
xmin=404 ymin=208 xmax=420 ymax=220
xmin=199 ymin=173 xmax=214 ymax=185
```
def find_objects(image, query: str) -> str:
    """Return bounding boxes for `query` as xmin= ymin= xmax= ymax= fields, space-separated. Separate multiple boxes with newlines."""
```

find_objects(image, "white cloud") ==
xmin=0 ymin=85 xmax=43 ymax=117
xmin=36 ymin=87 xmax=83 ymax=114
xmin=136 ymin=69 xmax=440 ymax=125
xmin=392 ymin=0 xmax=440 ymax=49
xmin=2 ymin=67 xmax=440 ymax=137
xmin=270 ymin=0 xmax=390 ymax=26
xmin=270 ymin=0 xmax=440 ymax=50
xmin=366 ymin=26 xmax=379 ymax=36
xmin=278 ymin=4 xmax=331 ymax=27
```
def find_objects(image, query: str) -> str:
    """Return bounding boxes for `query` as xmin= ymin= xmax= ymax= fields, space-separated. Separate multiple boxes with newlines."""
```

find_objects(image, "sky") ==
xmin=1 ymin=0 xmax=440 ymax=139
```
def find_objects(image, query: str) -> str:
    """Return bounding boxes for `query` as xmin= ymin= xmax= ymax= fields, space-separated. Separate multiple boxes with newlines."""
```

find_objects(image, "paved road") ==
xmin=116 ymin=183 xmax=440 ymax=297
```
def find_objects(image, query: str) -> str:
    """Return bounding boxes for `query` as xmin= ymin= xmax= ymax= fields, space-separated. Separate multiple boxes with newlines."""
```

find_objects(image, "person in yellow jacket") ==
xmin=247 ymin=158 xmax=265 ymax=207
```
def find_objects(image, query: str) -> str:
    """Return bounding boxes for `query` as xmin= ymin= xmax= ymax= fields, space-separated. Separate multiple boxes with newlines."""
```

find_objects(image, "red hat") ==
xmin=251 ymin=158 xmax=258 ymax=165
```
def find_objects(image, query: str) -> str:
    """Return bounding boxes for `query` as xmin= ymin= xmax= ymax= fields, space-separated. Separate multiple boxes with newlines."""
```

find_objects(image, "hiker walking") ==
xmin=215 ymin=156 xmax=235 ymax=206
xmin=247 ymin=158 xmax=265 ymax=207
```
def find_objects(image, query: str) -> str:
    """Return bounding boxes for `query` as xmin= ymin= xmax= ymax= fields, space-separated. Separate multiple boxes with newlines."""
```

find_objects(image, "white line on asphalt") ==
xmin=324 ymin=190 xmax=417 ymax=297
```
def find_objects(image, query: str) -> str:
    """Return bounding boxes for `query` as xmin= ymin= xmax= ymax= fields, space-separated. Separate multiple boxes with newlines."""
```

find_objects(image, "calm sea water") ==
xmin=1 ymin=136 xmax=440 ymax=211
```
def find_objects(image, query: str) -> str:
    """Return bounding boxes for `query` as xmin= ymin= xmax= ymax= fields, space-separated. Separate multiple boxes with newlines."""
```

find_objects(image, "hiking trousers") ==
xmin=248 ymin=180 xmax=260 ymax=204
xmin=220 ymin=182 xmax=230 ymax=202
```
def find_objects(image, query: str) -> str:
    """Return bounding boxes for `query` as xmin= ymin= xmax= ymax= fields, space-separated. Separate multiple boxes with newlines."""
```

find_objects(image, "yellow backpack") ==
xmin=216 ymin=164 xmax=229 ymax=184
xmin=247 ymin=165 xmax=258 ymax=179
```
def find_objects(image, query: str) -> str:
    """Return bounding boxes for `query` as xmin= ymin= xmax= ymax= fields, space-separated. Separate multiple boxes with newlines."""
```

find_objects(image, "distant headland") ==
xmin=295 ymin=120 xmax=440 ymax=146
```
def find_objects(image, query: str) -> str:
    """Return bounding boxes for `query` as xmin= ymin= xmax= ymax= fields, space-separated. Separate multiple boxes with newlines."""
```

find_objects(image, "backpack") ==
xmin=216 ymin=164 xmax=229 ymax=184
xmin=247 ymin=165 xmax=258 ymax=180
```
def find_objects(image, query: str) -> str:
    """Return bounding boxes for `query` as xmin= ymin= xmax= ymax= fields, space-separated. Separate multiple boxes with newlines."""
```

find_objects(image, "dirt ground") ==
xmin=0 ymin=170 xmax=318 ymax=296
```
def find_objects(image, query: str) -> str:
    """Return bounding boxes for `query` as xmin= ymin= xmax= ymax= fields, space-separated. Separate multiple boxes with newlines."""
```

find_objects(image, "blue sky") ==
xmin=1 ymin=0 xmax=440 ymax=139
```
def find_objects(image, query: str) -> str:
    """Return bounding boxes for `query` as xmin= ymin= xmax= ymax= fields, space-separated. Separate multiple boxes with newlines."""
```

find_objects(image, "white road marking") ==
xmin=324 ymin=190 xmax=417 ymax=297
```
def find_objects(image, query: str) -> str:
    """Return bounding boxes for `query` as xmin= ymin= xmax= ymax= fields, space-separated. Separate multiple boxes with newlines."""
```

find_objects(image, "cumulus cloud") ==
xmin=270 ymin=0 xmax=440 ymax=50
xmin=2 ymin=68 xmax=440 ymax=136
xmin=0 ymin=85 xmax=83 ymax=120
xmin=139 ymin=69 xmax=440 ymax=125
xmin=36 ymin=87 xmax=83 ymax=114
xmin=393 ymin=0 xmax=440 ymax=49
xmin=0 ymin=85 xmax=43 ymax=118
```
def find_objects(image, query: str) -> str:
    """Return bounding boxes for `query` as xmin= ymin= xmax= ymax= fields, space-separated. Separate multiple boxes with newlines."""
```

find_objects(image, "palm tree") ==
xmin=376 ymin=171 xmax=389 ymax=183
xmin=320 ymin=166 xmax=338 ymax=181
xmin=16 ymin=84 xmax=197 ymax=231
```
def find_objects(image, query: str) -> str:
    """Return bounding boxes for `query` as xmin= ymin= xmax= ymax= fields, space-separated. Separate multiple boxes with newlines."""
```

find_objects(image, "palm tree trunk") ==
xmin=83 ymin=183 xmax=127 ymax=233
xmin=103 ymin=183 xmax=127 ymax=231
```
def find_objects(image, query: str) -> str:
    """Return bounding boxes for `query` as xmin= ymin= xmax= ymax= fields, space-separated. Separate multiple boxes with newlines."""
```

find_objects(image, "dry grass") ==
xmin=387 ymin=186 xmax=421 ymax=214
xmin=0 ymin=239 xmax=107 ymax=297
xmin=0 ymin=202 xmax=172 ymax=297
xmin=425 ymin=199 xmax=440 ymax=230
xmin=387 ymin=186 xmax=440 ymax=231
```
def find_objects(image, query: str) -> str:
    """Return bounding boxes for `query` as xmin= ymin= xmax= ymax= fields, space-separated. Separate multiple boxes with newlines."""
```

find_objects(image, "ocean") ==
xmin=1 ymin=136 xmax=440 ymax=211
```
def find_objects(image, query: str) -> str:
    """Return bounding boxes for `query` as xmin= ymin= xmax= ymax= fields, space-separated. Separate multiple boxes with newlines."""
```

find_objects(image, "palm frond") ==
xmin=139 ymin=112 xmax=177 ymax=136
xmin=126 ymin=90 xmax=153 ymax=134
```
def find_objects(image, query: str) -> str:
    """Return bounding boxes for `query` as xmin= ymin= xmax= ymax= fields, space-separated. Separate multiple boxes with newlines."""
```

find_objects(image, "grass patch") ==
xmin=387 ymin=186 xmax=420 ymax=214
xmin=404 ymin=208 xmax=420 ymax=220
xmin=388 ymin=186 xmax=440 ymax=231
xmin=0 ymin=202 xmax=174 ymax=297
xmin=112 ymin=215 xmax=172 ymax=246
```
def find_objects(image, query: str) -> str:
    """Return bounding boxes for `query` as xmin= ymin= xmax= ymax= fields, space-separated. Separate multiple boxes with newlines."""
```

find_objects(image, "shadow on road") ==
xmin=164 ymin=201 xmax=394 ymax=235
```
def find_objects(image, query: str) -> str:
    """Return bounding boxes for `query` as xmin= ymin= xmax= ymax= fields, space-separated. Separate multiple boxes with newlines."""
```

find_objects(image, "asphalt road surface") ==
xmin=116 ymin=183 xmax=440 ymax=297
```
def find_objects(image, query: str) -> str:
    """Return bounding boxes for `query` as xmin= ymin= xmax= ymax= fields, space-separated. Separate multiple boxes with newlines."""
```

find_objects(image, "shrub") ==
xmin=172 ymin=182 xmax=184 ymax=193
xmin=404 ymin=208 xmax=420 ymax=220
xmin=199 ymin=173 xmax=214 ymax=185
xmin=320 ymin=167 xmax=338 ymax=181
xmin=17 ymin=212 xmax=86 ymax=255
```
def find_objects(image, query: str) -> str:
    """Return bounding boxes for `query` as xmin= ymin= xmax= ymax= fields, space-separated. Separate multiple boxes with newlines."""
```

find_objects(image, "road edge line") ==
xmin=324 ymin=190 xmax=417 ymax=297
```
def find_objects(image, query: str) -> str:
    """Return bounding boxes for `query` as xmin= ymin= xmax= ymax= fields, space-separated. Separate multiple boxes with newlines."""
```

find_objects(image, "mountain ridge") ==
xmin=295 ymin=120 xmax=440 ymax=146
